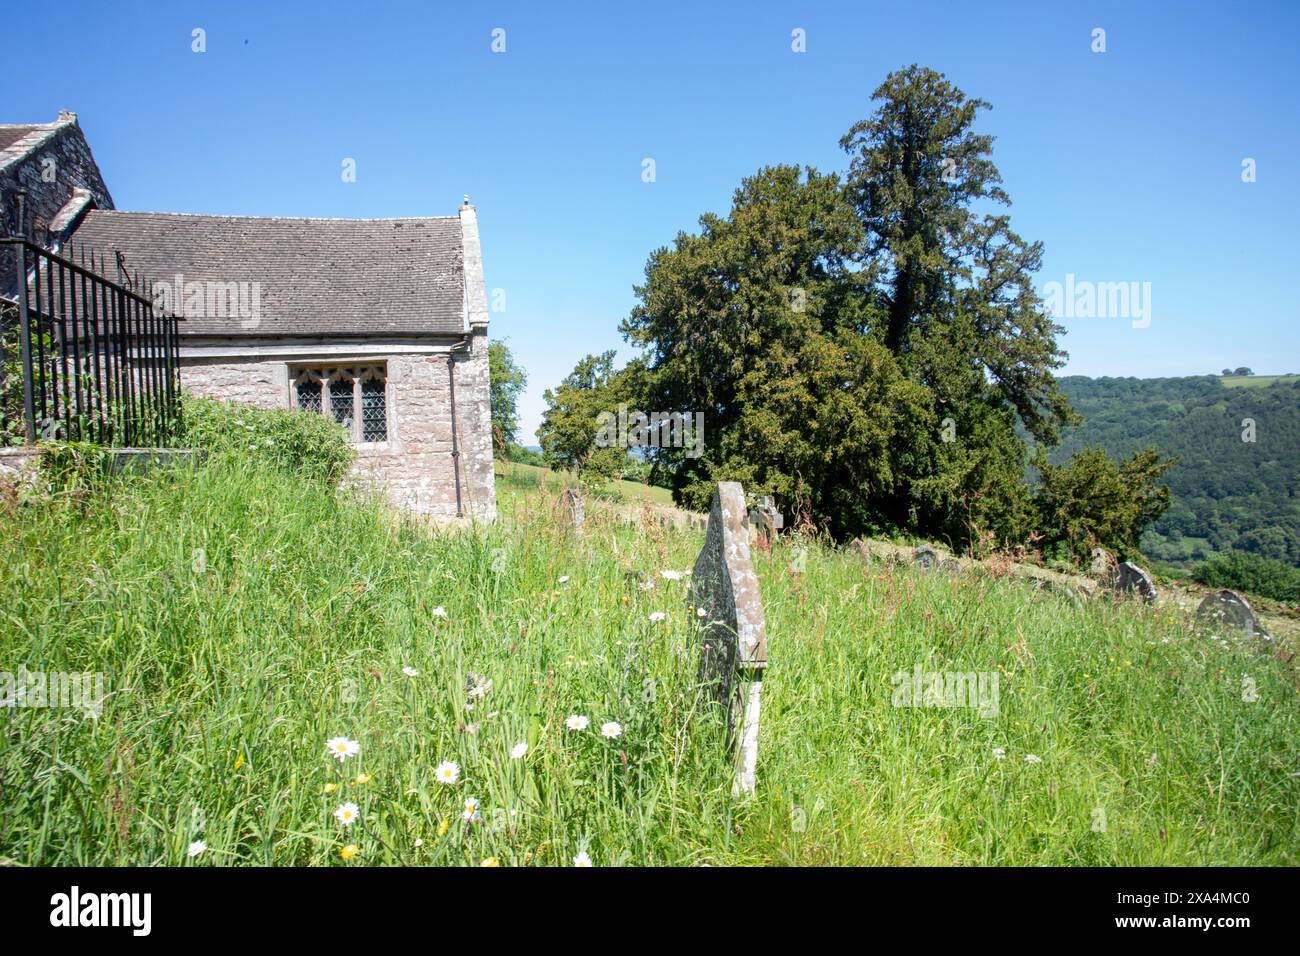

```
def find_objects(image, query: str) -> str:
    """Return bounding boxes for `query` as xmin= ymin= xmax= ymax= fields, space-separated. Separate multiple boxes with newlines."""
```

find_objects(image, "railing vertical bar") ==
xmin=104 ymin=255 xmax=121 ymax=445
xmin=115 ymin=285 xmax=131 ymax=447
xmin=67 ymin=256 xmax=85 ymax=435
xmin=36 ymin=254 xmax=51 ymax=432
xmin=82 ymin=249 xmax=103 ymax=444
xmin=134 ymin=281 xmax=147 ymax=445
xmin=15 ymin=242 xmax=37 ymax=443
xmin=54 ymin=260 xmax=70 ymax=438
xmin=146 ymin=276 xmax=161 ymax=443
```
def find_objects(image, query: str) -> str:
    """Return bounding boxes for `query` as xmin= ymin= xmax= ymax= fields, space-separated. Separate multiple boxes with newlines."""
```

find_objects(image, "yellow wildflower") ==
xmin=340 ymin=844 xmax=359 ymax=861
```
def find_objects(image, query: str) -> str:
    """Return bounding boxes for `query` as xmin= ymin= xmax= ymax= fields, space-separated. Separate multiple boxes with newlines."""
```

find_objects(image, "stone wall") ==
xmin=179 ymin=334 xmax=497 ymax=521
xmin=1 ymin=113 xmax=115 ymax=295
xmin=0 ymin=446 xmax=40 ymax=485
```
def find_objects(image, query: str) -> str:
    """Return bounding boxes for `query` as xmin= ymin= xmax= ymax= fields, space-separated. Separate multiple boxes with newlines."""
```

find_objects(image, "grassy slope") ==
xmin=0 ymin=460 xmax=1296 ymax=866
xmin=496 ymin=460 xmax=677 ymax=508
xmin=1221 ymin=374 xmax=1298 ymax=388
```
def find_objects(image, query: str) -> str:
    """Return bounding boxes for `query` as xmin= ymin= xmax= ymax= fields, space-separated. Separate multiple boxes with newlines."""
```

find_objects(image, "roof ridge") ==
xmin=86 ymin=209 xmax=461 ymax=223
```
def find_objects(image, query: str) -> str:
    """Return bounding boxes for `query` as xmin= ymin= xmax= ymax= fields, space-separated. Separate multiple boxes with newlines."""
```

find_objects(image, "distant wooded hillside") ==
xmin=1045 ymin=375 xmax=1300 ymax=568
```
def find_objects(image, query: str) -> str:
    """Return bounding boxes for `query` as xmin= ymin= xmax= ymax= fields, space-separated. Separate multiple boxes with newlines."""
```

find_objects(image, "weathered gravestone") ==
xmin=1090 ymin=546 xmax=1116 ymax=579
xmin=914 ymin=544 xmax=939 ymax=570
xmin=689 ymin=482 xmax=768 ymax=795
xmin=747 ymin=495 xmax=783 ymax=549
xmin=1106 ymin=560 xmax=1158 ymax=605
xmin=1197 ymin=588 xmax=1269 ymax=643
xmin=556 ymin=487 xmax=583 ymax=533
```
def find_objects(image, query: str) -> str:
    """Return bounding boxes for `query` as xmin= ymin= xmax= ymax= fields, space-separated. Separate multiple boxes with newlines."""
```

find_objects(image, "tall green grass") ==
xmin=0 ymin=458 xmax=1296 ymax=866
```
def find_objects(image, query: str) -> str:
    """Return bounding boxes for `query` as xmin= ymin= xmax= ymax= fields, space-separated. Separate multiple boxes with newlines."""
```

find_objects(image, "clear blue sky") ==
xmin=8 ymin=1 xmax=1298 ymax=442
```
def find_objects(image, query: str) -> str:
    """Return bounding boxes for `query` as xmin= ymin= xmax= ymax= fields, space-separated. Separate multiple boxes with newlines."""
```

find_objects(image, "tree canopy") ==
xmin=488 ymin=340 xmax=527 ymax=456
xmin=545 ymin=65 xmax=1179 ymax=557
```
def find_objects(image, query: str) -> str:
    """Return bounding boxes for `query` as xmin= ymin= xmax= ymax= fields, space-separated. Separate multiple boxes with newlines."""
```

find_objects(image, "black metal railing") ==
xmin=1 ymin=238 xmax=182 ymax=448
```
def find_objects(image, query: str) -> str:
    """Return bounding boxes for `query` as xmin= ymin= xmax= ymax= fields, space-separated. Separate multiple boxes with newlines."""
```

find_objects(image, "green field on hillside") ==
xmin=0 ymin=455 xmax=1296 ymax=866
xmin=1221 ymin=374 xmax=1298 ymax=388
xmin=496 ymin=460 xmax=678 ymax=508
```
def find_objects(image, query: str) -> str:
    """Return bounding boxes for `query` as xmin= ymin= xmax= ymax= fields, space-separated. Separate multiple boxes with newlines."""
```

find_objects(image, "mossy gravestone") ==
xmin=557 ymin=487 xmax=583 ymax=532
xmin=1197 ymin=588 xmax=1269 ymax=645
xmin=689 ymin=482 xmax=768 ymax=795
xmin=1108 ymin=560 xmax=1158 ymax=605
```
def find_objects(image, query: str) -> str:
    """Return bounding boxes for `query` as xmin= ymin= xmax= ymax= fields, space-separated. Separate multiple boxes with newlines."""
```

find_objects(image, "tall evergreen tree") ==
xmin=839 ymin=65 xmax=1072 ymax=447
xmin=837 ymin=65 xmax=1076 ymax=543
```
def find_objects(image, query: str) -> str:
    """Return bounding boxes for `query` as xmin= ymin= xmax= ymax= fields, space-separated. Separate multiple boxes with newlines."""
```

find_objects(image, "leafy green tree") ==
xmin=537 ymin=351 xmax=631 ymax=485
xmin=621 ymin=164 xmax=933 ymax=533
xmin=1031 ymin=446 xmax=1176 ymax=560
xmin=488 ymin=340 xmax=527 ymax=457
xmin=1193 ymin=551 xmax=1300 ymax=602
xmin=622 ymin=67 xmax=1078 ymax=547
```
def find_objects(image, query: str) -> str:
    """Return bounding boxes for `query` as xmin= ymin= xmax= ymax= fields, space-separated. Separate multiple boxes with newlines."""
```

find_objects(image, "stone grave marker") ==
xmin=747 ymin=495 xmax=783 ymax=549
xmin=1197 ymin=588 xmax=1269 ymax=643
xmin=557 ymin=487 xmax=583 ymax=532
xmin=689 ymin=482 xmax=768 ymax=795
xmin=1089 ymin=546 xmax=1116 ymax=579
xmin=914 ymin=544 xmax=939 ymax=570
xmin=1107 ymin=560 xmax=1158 ymax=604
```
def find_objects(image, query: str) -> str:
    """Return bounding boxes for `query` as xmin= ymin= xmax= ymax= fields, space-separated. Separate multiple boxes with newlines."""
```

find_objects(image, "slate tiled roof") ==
xmin=0 ymin=125 xmax=44 ymax=154
xmin=66 ymin=210 xmax=466 ymax=337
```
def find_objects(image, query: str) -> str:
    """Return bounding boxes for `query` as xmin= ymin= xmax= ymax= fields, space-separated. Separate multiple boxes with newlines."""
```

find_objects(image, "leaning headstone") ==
xmin=1089 ymin=546 xmax=1116 ymax=579
xmin=1197 ymin=588 xmax=1269 ymax=643
xmin=914 ymin=544 xmax=939 ymax=570
xmin=1107 ymin=560 xmax=1158 ymax=604
xmin=556 ymin=487 xmax=583 ymax=532
xmin=689 ymin=482 xmax=768 ymax=795
xmin=747 ymin=495 xmax=783 ymax=549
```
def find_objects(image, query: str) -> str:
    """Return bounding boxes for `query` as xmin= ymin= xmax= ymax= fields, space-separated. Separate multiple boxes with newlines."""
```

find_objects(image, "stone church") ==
xmin=1 ymin=112 xmax=496 ymax=520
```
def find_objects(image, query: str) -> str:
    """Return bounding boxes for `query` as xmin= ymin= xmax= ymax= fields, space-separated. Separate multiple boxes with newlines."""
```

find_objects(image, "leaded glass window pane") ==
xmin=296 ymin=379 xmax=321 ymax=414
xmin=329 ymin=378 xmax=354 ymax=430
xmin=361 ymin=378 xmax=386 ymax=442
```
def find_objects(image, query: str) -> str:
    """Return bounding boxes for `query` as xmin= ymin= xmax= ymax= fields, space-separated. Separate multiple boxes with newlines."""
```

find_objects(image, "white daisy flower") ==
xmin=434 ymin=760 xmax=460 ymax=785
xmin=1024 ymin=754 xmax=1042 ymax=765
xmin=334 ymin=802 xmax=360 ymax=826
xmin=511 ymin=742 xmax=528 ymax=759
xmin=326 ymin=737 xmax=360 ymax=762
xmin=696 ymin=607 xmax=707 ymax=618
xmin=637 ymin=580 xmax=655 ymax=591
xmin=573 ymin=850 xmax=593 ymax=867
xmin=462 ymin=797 xmax=481 ymax=823
xmin=659 ymin=570 xmax=683 ymax=581
xmin=414 ymin=838 xmax=424 ymax=848
xmin=187 ymin=839 xmax=207 ymax=858
xmin=600 ymin=721 xmax=623 ymax=739
xmin=402 ymin=666 xmax=419 ymax=678
xmin=559 ymin=575 xmax=570 ymax=584
xmin=648 ymin=611 xmax=667 ymax=623
xmin=565 ymin=714 xmax=589 ymax=732
xmin=992 ymin=747 xmax=1006 ymax=760
xmin=432 ymin=606 xmax=448 ymax=618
